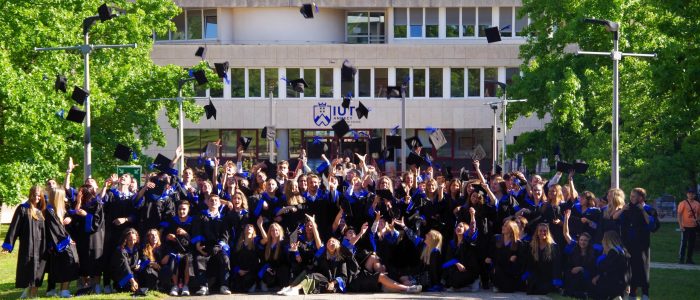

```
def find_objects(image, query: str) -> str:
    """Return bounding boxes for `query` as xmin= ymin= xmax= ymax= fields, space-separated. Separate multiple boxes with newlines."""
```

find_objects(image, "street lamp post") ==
xmin=400 ymin=83 xmax=407 ymax=173
xmin=486 ymin=103 xmax=498 ymax=174
xmin=148 ymin=78 xmax=210 ymax=174
xmin=484 ymin=80 xmax=527 ymax=173
xmin=578 ymin=18 xmax=656 ymax=188
xmin=35 ymin=6 xmax=136 ymax=179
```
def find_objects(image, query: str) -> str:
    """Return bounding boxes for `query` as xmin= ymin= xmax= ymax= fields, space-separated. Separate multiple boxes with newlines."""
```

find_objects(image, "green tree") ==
xmin=508 ymin=0 xmax=699 ymax=200
xmin=0 ymin=0 xmax=219 ymax=205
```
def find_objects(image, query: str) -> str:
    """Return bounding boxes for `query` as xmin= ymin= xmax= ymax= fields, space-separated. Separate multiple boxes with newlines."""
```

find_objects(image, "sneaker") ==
xmin=492 ymin=286 xmax=499 ymax=293
xmin=260 ymin=282 xmax=269 ymax=292
xmin=20 ymin=288 xmax=29 ymax=299
xmin=445 ymin=287 xmax=455 ymax=292
xmin=103 ymin=285 xmax=113 ymax=294
xmin=282 ymin=288 xmax=300 ymax=296
xmin=94 ymin=284 xmax=102 ymax=294
xmin=220 ymin=285 xmax=231 ymax=295
xmin=406 ymin=285 xmax=422 ymax=293
xmin=248 ymin=285 xmax=256 ymax=293
xmin=470 ymin=278 xmax=481 ymax=292
xmin=60 ymin=290 xmax=72 ymax=298
xmin=277 ymin=287 xmax=291 ymax=295
xmin=196 ymin=286 xmax=209 ymax=296
xmin=46 ymin=290 xmax=57 ymax=297
xmin=181 ymin=286 xmax=190 ymax=296
xmin=169 ymin=286 xmax=179 ymax=296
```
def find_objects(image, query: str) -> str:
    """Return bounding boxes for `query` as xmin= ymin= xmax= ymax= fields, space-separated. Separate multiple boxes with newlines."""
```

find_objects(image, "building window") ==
xmin=347 ymin=12 xmax=385 ymax=44
xmin=320 ymin=68 xmax=333 ymax=98
xmin=484 ymin=67 xmax=498 ymax=97
xmin=425 ymin=8 xmax=439 ymax=38
xmin=248 ymin=69 xmax=261 ymax=98
xmin=515 ymin=7 xmax=528 ymax=36
xmin=396 ymin=68 xmax=410 ymax=88
xmin=506 ymin=67 xmax=520 ymax=86
xmin=184 ymin=129 xmax=219 ymax=157
xmin=446 ymin=8 xmax=460 ymax=38
xmin=478 ymin=7 xmax=492 ymax=38
xmin=374 ymin=68 xmax=388 ymax=98
xmin=467 ymin=68 xmax=481 ymax=97
xmin=499 ymin=7 xmax=513 ymax=37
xmin=429 ymin=68 xmax=442 ymax=98
xmin=286 ymin=68 xmax=301 ymax=98
xmin=409 ymin=8 xmax=423 ymax=38
xmin=393 ymin=8 xmax=407 ymax=38
xmin=170 ymin=13 xmax=185 ymax=40
xmin=157 ymin=9 xmax=217 ymax=41
xmin=303 ymin=69 xmax=316 ymax=97
xmin=265 ymin=68 xmax=279 ymax=98
xmin=230 ymin=68 xmax=245 ymax=98
xmin=187 ymin=10 xmax=202 ymax=40
xmin=204 ymin=9 xmax=217 ymax=39
xmin=413 ymin=69 xmax=425 ymax=97
xmin=463 ymin=8 xmax=476 ymax=37
xmin=358 ymin=69 xmax=371 ymax=97
xmin=450 ymin=68 xmax=464 ymax=98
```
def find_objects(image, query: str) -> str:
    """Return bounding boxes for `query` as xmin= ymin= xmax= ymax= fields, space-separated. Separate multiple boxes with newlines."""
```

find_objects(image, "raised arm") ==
xmin=563 ymin=209 xmax=572 ymax=245
xmin=64 ymin=157 xmax=75 ymax=191
xmin=332 ymin=208 xmax=344 ymax=233
xmin=306 ymin=214 xmax=323 ymax=249
xmin=567 ymin=171 xmax=579 ymax=201
xmin=257 ymin=216 xmax=268 ymax=245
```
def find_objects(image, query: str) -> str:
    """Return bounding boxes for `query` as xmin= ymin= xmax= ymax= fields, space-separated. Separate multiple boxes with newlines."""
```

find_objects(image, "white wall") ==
xmin=225 ymin=7 xmax=346 ymax=44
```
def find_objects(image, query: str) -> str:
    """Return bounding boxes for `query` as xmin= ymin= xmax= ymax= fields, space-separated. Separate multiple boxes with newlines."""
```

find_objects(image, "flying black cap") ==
xmin=484 ymin=26 xmax=502 ymax=43
xmin=300 ymin=3 xmax=314 ymax=18
xmin=376 ymin=189 xmax=394 ymax=201
xmin=394 ymin=184 xmax=407 ymax=199
xmin=289 ymin=78 xmax=308 ymax=93
xmin=383 ymin=148 xmax=395 ymax=161
xmin=153 ymin=153 xmax=173 ymax=172
xmin=195 ymin=46 xmax=206 ymax=58
xmin=55 ymin=75 xmax=67 ymax=93
xmin=71 ymin=86 xmax=88 ymax=105
xmin=98 ymin=3 xmax=114 ymax=22
xmin=332 ymin=119 xmax=350 ymax=138
xmin=356 ymin=101 xmax=369 ymax=119
xmin=261 ymin=127 xmax=268 ymax=139
xmin=65 ymin=106 xmax=86 ymax=123
xmin=386 ymin=86 xmax=402 ymax=99
xmin=203 ymin=100 xmax=216 ymax=120
xmin=556 ymin=161 xmax=573 ymax=173
xmin=406 ymin=152 xmax=426 ymax=166
xmin=341 ymin=60 xmax=356 ymax=82
xmin=386 ymin=135 xmax=402 ymax=149
xmin=405 ymin=136 xmax=423 ymax=149
xmin=193 ymin=69 xmax=208 ymax=85
xmin=214 ymin=62 xmax=229 ymax=79
xmin=573 ymin=161 xmax=589 ymax=174
xmin=369 ymin=137 xmax=382 ymax=154
xmin=114 ymin=144 xmax=133 ymax=162
xmin=239 ymin=136 xmax=253 ymax=151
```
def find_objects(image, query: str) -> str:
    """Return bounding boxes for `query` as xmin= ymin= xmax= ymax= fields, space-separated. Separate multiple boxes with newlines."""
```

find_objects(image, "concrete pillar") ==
xmin=277 ymin=129 xmax=289 ymax=161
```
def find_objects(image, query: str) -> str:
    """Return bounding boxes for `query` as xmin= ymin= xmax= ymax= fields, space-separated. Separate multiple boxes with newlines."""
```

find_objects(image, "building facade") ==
xmin=146 ymin=0 xmax=549 ymax=175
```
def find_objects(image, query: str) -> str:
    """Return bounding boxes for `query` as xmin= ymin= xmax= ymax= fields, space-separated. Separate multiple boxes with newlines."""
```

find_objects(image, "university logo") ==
xmin=313 ymin=102 xmax=331 ymax=126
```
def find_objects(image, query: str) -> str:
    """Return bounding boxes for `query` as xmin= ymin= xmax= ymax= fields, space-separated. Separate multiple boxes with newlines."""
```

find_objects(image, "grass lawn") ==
xmin=650 ymin=221 xmax=683 ymax=263
xmin=0 ymin=225 xmax=165 ymax=299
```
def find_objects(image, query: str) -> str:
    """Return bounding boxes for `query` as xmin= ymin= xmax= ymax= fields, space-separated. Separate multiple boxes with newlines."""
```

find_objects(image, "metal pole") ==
xmin=492 ymin=107 xmax=497 ymax=174
xmin=268 ymin=90 xmax=275 ymax=163
xmin=611 ymin=32 xmax=620 ymax=188
xmin=400 ymin=85 xmax=407 ymax=173
xmin=177 ymin=88 xmax=185 ymax=174
xmin=83 ymin=32 xmax=91 ymax=179
xmin=502 ymin=91 xmax=507 ymax=172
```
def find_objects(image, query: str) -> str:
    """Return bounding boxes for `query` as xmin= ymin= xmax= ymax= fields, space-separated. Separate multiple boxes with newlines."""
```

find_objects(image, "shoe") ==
xmin=470 ymin=278 xmax=481 ymax=292
xmin=20 ymin=288 xmax=29 ymax=299
xmin=260 ymin=282 xmax=268 ymax=292
xmin=46 ymin=290 xmax=57 ymax=297
xmin=492 ymin=286 xmax=499 ymax=293
xmin=103 ymin=285 xmax=113 ymax=294
xmin=220 ymin=285 xmax=231 ymax=295
xmin=405 ymin=285 xmax=422 ymax=293
xmin=282 ymin=288 xmax=300 ymax=296
xmin=445 ymin=287 xmax=455 ymax=292
xmin=277 ymin=286 xmax=291 ymax=295
xmin=60 ymin=290 xmax=72 ymax=298
xmin=94 ymin=284 xmax=102 ymax=294
xmin=642 ymin=295 xmax=650 ymax=300
xmin=248 ymin=285 xmax=256 ymax=293
xmin=181 ymin=286 xmax=190 ymax=296
xmin=687 ymin=260 xmax=696 ymax=265
xmin=196 ymin=286 xmax=209 ymax=296
xmin=169 ymin=286 xmax=179 ymax=296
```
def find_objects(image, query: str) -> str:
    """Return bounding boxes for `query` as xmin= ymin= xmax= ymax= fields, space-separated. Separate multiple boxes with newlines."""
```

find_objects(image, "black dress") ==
xmin=524 ymin=243 xmax=562 ymax=295
xmin=260 ymin=240 xmax=292 ymax=288
xmin=488 ymin=236 xmax=527 ymax=293
xmin=110 ymin=245 xmax=139 ymax=291
xmin=591 ymin=247 xmax=630 ymax=300
xmin=619 ymin=204 xmax=659 ymax=291
xmin=74 ymin=197 xmax=105 ymax=277
xmin=230 ymin=238 xmax=261 ymax=292
xmin=2 ymin=202 xmax=47 ymax=288
xmin=442 ymin=234 xmax=480 ymax=289
xmin=44 ymin=205 xmax=79 ymax=283
xmin=562 ymin=240 xmax=597 ymax=298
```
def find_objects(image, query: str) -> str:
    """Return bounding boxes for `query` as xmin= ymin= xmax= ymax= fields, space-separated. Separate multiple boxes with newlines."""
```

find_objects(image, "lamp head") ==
xmin=583 ymin=18 xmax=619 ymax=32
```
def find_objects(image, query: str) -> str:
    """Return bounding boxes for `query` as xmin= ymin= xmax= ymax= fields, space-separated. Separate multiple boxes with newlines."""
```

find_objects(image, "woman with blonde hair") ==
xmin=278 ymin=180 xmax=307 ymax=233
xmin=524 ymin=223 xmax=562 ymax=295
xmin=2 ymin=186 xmax=48 ymax=298
xmin=597 ymin=188 xmax=625 ymax=242
xmin=45 ymin=188 xmax=80 ymax=298
xmin=591 ymin=231 xmax=630 ymax=300
xmin=259 ymin=222 xmax=292 ymax=290
xmin=231 ymin=223 xmax=261 ymax=293
xmin=486 ymin=219 xmax=527 ymax=293
xmin=140 ymin=229 xmax=165 ymax=291
xmin=401 ymin=229 xmax=443 ymax=291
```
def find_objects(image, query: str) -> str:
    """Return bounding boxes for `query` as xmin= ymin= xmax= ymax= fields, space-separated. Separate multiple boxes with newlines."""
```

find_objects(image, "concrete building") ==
xmin=146 ymin=0 xmax=549 ymax=175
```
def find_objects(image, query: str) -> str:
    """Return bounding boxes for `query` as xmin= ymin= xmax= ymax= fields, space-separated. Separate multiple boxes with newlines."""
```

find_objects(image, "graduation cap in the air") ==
xmin=573 ymin=161 xmax=589 ymax=174
xmin=356 ymin=101 xmax=369 ymax=119
xmin=484 ymin=26 xmax=502 ymax=43
xmin=386 ymin=86 xmax=402 ymax=99
xmin=341 ymin=60 xmax=357 ymax=82
xmin=405 ymin=136 xmax=423 ymax=149
xmin=288 ymin=78 xmax=308 ymax=93
xmin=54 ymin=75 xmax=67 ymax=92
xmin=342 ymin=96 xmax=351 ymax=109
xmin=459 ymin=167 xmax=470 ymax=181
xmin=239 ymin=136 xmax=252 ymax=151
xmin=332 ymin=119 xmax=350 ymax=138
xmin=556 ymin=161 xmax=588 ymax=174
xmin=376 ymin=189 xmax=394 ymax=201
xmin=114 ymin=144 xmax=134 ymax=162
xmin=152 ymin=153 xmax=173 ymax=173
xmin=98 ymin=3 xmax=115 ymax=22
xmin=394 ymin=185 xmax=407 ymax=199
xmin=382 ymin=148 xmax=395 ymax=161
xmin=472 ymin=183 xmax=486 ymax=196
xmin=214 ymin=62 xmax=229 ymax=80
xmin=195 ymin=46 xmax=206 ymax=58
xmin=65 ymin=106 xmax=86 ymax=123
xmin=406 ymin=152 xmax=426 ymax=166
xmin=203 ymin=100 xmax=216 ymax=120
xmin=192 ymin=69 xmax=208 ymax=85
xmin=71 ymin=86 xmax=88 ymax=105
xmin=386 ymin=135 xmax=402 ymax=149
xmin=369 ymin=137 xmax=382 ymax=154
xmin=300 ymin=3 xmax=316 ymax=19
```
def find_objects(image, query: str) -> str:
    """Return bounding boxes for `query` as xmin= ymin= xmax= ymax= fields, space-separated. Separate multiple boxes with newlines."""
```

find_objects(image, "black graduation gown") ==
xmin=496 ymin=193 xmax=520 ymax=234
xmin=569 ymin=204 xmax=601 ymax=241
xmin=619 ymin=204 xmax=659 ymax=288
xmin=279 ymin=196 xmax=308 ymax=234
xmin=596 ymin=206 xmax=621 ymax=243
xmin=192 ymin=208 xmax=231 ymax=288
xmin=304 ymin=190 xmax=335 ymax=238
xmin=230 ymin=238 xmax=262 ymax=292
xmin=44 ymin=205 xmax=79 ymax=283
xmin=162 ymin=215 xmax=195 ymax=281
xmin=591 ymin=248 xmax=630 ymax=300
xmin=487 ymin=236 xmax=527 ymax=293
xmin=110 ymin=246 xmax=139 ymax=291
xmin=306 ymin=247 xmax=351 ymax=294
xmin=74 ymin=197 xmax=105 ymax=277
xmin=103 ymin=189 xmax=138 ymax=284
xmin=260 ymin=240 xmax=292 ymax=287
xmin=342 ymin=190 xmax=373 ymax=232
xmin=442 ymin=234 xmax=480 ymax=289
xmin=139 ymin=246 xmax=166 ymax=290
xmin=562 ymin=240 xmax=597 ymax=298
xmin=137 ymin=188 xmax=176 ymax=234
xmin=2 ymin=202 xmax=47 ymax=288
xmin=524 ymin=243 xmax=562 ymax=295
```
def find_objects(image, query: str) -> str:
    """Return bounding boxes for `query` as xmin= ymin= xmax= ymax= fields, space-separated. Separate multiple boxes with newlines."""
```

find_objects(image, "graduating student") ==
xmin=486 ymin=219 xmax=527 ymax=293
xmin=137 ymin=172 xmax=176 ymax=233
xmin=345 ymin=249 xmax=422 ymax=294
xmin=615 ymin=188 xmax=659 ymax=300
xmin=73 ymin=180 xmax=106 ymax=294
xmin=102 ymin=173 xmax=138 ymax=293
xmin=230 ymin=222 xmax=262 ymax=293
xmin=277 ymin=237 xmax=351 ymax=296
xmin=597 ymin=188 xmax=625 ymax=242
xmin=140 ymin=229 xmax=166 ymax=291
xmin=192 ymin=195 xmax=231 ymax=296
xmin=259 ymin=222 xmax=292 ymax=290
xmin=590 ymin=231 xmax=631 ymax=300
xmin=2 ymin=186 xmax=47 ymax=299
xmin=523 ymin=223 xmax=562 ymax=295
xmin=442 ymin=220 xmax=481 ymax=292
xmin=162 ymin=201 xmax=195 ymax=296
xmin=569 ymin=191 xmax=601 ymax=241
xmin=110 ymin=228 xmax=141 ymax=293
xmin=562 ymin=209 xmax=597 ymax=299
xmin=278 ymin=180 xmax=307 ymax=234
xmin=45 ymin=188 xmax=80 ymax=298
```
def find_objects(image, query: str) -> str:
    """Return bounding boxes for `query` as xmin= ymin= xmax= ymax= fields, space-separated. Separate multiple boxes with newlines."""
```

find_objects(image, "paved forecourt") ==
xmin=171 ymin=292 xmax=551 ymax=300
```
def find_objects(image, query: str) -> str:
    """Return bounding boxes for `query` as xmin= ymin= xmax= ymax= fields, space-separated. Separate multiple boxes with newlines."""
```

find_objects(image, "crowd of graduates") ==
xmin=2 ymin=145 xmax=662 ymax=299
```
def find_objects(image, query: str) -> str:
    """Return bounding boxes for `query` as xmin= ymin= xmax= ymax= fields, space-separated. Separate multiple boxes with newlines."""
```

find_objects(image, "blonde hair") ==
xmin=602 ymin=230 xmax=627 ymax=256
xmin=420 ymin=230 xmax=442 ymax=265
xmin=28 ymin=186 xmax=46 ymax=221
xmin=143 ymin=229 xmax=161 ymax=261
xmin=530 ymin=223 xmax=555 ymax=262
xmin=426 ymin=179 xmax=443 ymax=202
xmin=548 ymin=184 xmax=564 ymax=204
xmin=265 ymin=223 xmax=284 ymax=261
xmin=284 ymin=180 xmax=305 ymax=206
xmin=48 ymin=188 xmax=66 ymax=221
xmin=605 ymin=188 xmax=625 ymax=219
xmin=232 ymin=190 xmax=249 ymax=211
xmin=237 ymin=224 xmax=257 ymax=251
xmin=503 ymin=219 xmax=521 ymax=251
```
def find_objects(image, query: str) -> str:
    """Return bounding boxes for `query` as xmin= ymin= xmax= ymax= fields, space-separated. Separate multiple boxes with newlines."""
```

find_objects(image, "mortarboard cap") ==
xmin=496 ymin=164 xmax=503 ymax=174
xmin=406 ymin=152 xmax=426 ymax=166
xmin=394 ymin=185 xmax=407 ymax=199
xmin=289 ymin=78 xmax=308 ymax=93
xmin=459 ymin=167 xmax=470 ymax=181
xmin=195 ymin=46 xmax=206 ymax=58
xmin=214 ymin=62 xmax=229 ymax=79
xmin=405 ymin=136 xmax=423 ymax=149
xmin=98 ymin=3 xmax=114 ymax=22
xmin=55 ymin=75 xmax=67 ymax=93
xmin=341 ymin=60 xmax=356 ymax=82
xmin=386 ymin=135 xmax=402 ymax=149
xmin=239 ymin=136 xmax=253 ymax=151
xmin=71 ymin=86 xmax=88 ymax=105
xmin=65 ymin=106 xmax=86 ymax=123
xmin=114 ymin=144 xmax=133 ymax=162
xmin=376 ymin=189 xmax=394 ymax=200
xmin=300 ymin=3 xmax=314 ymax=18
xmin=261 ymin=127 xmax=268 ymax=139
xmin=193 ymin=69 xmax=208 ymax=85
xmin=153 ymin=153 xmax=173 ymax=172
xmin=383 ymin=148 xmax=395 ymax=161
xmin=203 ymin=100 xmax=216 ymax=120
xmin=472 ymin=183 xmax=486 ymax=196
xmin=573 ymin=161 xmax=589 ymax=174
xmin=356 ymin=101 xmax=369 ymax=119
xmin=484 ymin=26 xmax=502 ymax=43
xmin=332 ymin=119 xmax=350 ymax=138
xmin=342 ymin=96 xmax=350 ymax=109
xmin=369 ymin=137 xmax=382 ymax=154
xmin=556 ymin=161 xmax=573 ymax=173
xmin=386 ymin=86 xmax=402 ymax=99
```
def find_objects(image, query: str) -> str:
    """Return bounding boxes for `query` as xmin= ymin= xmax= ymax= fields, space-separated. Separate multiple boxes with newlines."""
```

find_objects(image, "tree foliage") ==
xmin=508 ymin=0 xmax=700 ymax=200
xmin=0 ymin=0 xmax=219 ymax=205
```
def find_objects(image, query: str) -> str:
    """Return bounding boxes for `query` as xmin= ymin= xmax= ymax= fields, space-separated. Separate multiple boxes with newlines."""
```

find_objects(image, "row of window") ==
xmin=195 ymin=67 xmax=519 ymax=99
xmin=156 ymin=9 xmax=218 ymax=41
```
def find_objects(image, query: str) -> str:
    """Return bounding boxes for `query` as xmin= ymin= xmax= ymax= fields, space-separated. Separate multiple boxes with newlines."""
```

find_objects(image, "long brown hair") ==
xmin=283 ymin=180 xmax=305 ymax=206
xmin=120 ymin=228 xmax=140 ymax=249
xmin=28 ymin=186 xmax=46 ymax=221
xmin=143 ymin=229 xmax=161 ymax=261
xmin=530 ymin=223 xmax=555 ymax=262
xmin=237 ymin=224 xmax=257 ymax=251
xmin=265 ymin=223 xmax=284 ymax=261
